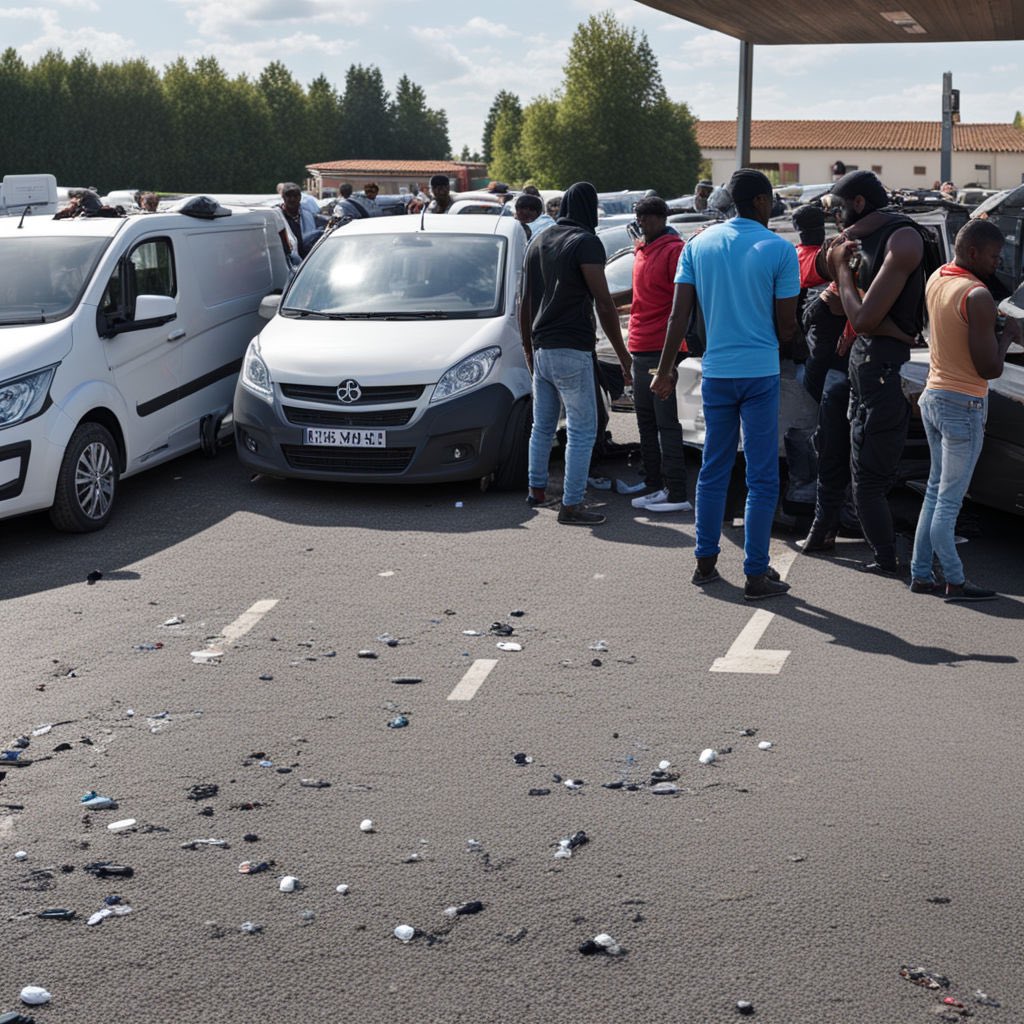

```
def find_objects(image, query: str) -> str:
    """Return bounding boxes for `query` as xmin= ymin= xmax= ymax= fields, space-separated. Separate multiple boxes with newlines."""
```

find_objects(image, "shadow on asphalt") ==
xmin=698 ymin=582 xmax=1021 ymax=667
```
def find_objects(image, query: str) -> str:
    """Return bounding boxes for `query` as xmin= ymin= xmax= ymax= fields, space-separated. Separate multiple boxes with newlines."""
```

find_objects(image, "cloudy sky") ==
xmin=2 ymin=0 xmax=1023 ymax=155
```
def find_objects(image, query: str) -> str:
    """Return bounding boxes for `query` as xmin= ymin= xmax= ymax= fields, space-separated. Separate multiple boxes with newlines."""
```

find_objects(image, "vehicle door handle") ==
xmin=167 ymin=329 xmax=187 ymax=342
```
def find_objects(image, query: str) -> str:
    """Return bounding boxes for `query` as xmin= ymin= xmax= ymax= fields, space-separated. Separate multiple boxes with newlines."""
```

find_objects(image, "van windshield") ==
xmin=0 ymin=236 xmax=111 ymax=324
xmin=282 ymin=233 xmax=506 ymax=319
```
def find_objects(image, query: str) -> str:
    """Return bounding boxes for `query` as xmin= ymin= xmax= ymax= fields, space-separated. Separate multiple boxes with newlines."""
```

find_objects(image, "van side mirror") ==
xmin=134 ymin=295 xmax=177 ymax=324
xmin=259 ymin=294 xmax=282 ymax=320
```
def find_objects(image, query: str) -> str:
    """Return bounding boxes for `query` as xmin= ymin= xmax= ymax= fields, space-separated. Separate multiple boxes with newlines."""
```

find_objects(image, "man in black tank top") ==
xmin=823 ymin=171 xmax=924 ymax=575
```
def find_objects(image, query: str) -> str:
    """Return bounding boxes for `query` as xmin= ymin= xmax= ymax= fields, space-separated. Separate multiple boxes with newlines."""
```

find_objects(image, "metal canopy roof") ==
xmin=634 ymin=1 xmax=1024 ymax=45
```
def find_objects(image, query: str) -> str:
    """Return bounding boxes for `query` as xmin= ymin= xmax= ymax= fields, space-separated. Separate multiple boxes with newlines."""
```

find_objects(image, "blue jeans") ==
xmin=528 ymin=346 xmax=597 ymax=507
xmin=910 ymin=388 xmax=987 ymax=585
xmin=696 ymin=375 xmax=780 ymax=577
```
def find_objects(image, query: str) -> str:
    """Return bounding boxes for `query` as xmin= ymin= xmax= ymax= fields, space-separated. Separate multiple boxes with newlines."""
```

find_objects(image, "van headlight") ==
xmin=430 ymin=347 xmax=500 ymax=403
xmin=0 ymin=365 xmax=57 ymax=429
xmin=240 ymin=340 xmax=274 ymax=403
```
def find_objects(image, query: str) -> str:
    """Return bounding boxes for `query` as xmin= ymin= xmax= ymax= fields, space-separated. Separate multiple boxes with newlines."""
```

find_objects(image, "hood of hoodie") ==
xmin=556 ymin=182 xmax=598 ymax=233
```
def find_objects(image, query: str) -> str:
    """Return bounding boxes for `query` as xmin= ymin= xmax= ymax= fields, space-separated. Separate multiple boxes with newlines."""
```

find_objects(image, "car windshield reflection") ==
xmin=0 ymin=237 xmax=110 ymax=324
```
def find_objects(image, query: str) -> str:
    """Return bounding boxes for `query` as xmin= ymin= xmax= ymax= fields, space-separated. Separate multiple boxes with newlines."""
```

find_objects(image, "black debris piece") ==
xmin=601 ymin=780 xmax=624 ymax=790
xmin=357 ymin=650 xmax=378 ymax=659
xmin=489 ymin=622 xmax=514 ymax=637
xmin=512 ymin=753 xmax=530 ymax=766
xmin=187 ymin=784 xmax=219 ymax=801
xmin=84 ymin=862 xmax=134 ymax=878
xmin=527 ymin=788 xmax=551 ymax=797
xmin=86 ymin=571 xmax=103 ymax=584
xmin=392 ymin=677 xmax=422 ymax=685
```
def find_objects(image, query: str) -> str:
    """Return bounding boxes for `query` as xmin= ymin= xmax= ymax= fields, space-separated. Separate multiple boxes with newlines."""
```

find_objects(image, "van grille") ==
xmin=279 ymin=383 xmax=425 ymax=405
xmin=281 ymin=445 xmax=415 ymax=473
xmin=282 ymin=406 xmax=415 ymax=427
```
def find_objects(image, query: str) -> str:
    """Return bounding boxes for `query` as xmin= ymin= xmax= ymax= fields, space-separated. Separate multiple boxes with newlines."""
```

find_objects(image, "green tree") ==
xmin=1015 ymin=110 xmax=1023 ymax=129
xmin=0 ymin=48 xmax=33 ymax=173
xmin=390 ymin=74 xmax=449 ymax=158
xmin=482 ymin=90 xmax=521 ymax=165
xmin=340 ymin=64 xmax=391 ymax=156
xmin=488 ymin=108 xmax=528 ymax=185
xmin=518 ymin=97 xmax=562 ymax=188
xmin=307 ymin=74 xmax=342 ymax=164
xmin=259 ymin=61 xmax=309 ymax=185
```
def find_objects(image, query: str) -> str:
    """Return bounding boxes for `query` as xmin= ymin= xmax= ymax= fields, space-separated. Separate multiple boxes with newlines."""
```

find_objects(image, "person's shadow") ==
xmin=700 ymin=582 xmax=1020 ymax=667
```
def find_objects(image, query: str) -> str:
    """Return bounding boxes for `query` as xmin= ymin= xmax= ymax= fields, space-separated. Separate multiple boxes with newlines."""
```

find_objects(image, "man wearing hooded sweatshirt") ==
xmin=519 ymin=182 xmax=633 ymax=525
xmin=652 ymin=169 xmax=800 ymax=600
xmin=823 ymin=170 xmax=924 ymax=575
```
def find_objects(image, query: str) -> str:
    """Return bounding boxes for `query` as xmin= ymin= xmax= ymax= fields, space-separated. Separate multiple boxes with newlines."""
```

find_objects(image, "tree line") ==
xmin=0 ymin=50 xmax=450 ymax=193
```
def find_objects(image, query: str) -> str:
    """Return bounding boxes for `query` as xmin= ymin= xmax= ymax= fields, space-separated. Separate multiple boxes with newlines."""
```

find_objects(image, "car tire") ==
xmin=49 ymin=422 xmax=120 ymax=533
xmin=493 ymin=397 xmax=532 ymax=491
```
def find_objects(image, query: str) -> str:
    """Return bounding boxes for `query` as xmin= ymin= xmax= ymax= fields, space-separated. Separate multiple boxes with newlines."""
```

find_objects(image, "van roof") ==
xmin=330 ymin=212 xmax=523 ymax=240
xmin=0 ymin=208 xmax=271 ymax=240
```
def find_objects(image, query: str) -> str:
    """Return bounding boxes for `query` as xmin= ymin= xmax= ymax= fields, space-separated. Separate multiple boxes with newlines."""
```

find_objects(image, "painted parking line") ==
xmin=193 ymin=600 xmax=279 ymax=662
xmin=448 ymin=659 xmax=498 ymax=701
xmin=710 ymin=549 xmax=797 ymax=675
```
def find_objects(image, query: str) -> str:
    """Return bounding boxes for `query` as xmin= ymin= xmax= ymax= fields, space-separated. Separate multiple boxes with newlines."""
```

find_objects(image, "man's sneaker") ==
xmin=645 ymin=497 xmax=693 ymax=513
xmin=691 ymin=555 xmax=721 ymax=586
xmin=910 ymin=578 xmax=938 ymax=594
xmin=944 ymin=581 xmax=997 ymax=602
xmin=795 ymin=524 xmax=836 ymax=552
xmin=557 ymin=503 xmax=606 ymax=526
xmin=631 ymin=487 xmax=668 ymax=509
xmin=744 ymin=574 xmax=791 ymax=600
xmin=855 ymin=560 xmax=900 ymax=577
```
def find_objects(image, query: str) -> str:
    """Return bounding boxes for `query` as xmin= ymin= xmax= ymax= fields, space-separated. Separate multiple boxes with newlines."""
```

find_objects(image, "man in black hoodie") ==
xmin=519 ymin=182 xmax=633 ymax=525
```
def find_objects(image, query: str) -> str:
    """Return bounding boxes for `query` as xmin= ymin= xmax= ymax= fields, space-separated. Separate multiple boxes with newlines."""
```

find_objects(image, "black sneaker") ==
xmin=691 ymin=556 xmax=720 ymax=586
xmin=557 ymin=503 xmax=606 ymax=526
xmin=856 ymin=560 xmax=900 ymax=577
xmin=795 ymin=527 xmax=836 ymax=553
xmin=944 ymin=581 xmax=997 ymax=602
xmin=744 ymin=574 xmax=791 ymax=601
xmin=910 ymin=578 xmax=938 ymax=594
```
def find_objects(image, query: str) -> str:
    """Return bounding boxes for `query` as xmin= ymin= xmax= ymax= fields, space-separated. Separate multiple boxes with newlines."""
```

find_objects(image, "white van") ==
xmin=234 ymin=214 xmax=533 ymax=489
xmin=0 ymin=199 xmax=290 ymax=530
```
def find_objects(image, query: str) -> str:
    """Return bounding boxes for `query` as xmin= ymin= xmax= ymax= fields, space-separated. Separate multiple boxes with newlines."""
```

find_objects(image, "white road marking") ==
xmin=448 ymin=659 xmax=498 ymax=701
xmin=218 ymin=599 xmax=279 ymax=644
xmin=710 ymin=549 xmax=797 ymax=675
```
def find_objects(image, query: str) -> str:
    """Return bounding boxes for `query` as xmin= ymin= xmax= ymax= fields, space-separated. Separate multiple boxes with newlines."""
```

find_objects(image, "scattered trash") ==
xmin=133 ymin=642 xmax=164 ymax=652
xmin=509 ymin=610 xmax=525 ymax=617
xmin=563 ymin=779 xmax=584 ymax=790
xmin=1 ymin=751 xmax=29 ymax=764
xmin=788 ymin=855 xmax=806 ymax=863
xmin=107 ymin=819 xmax=136 ymax=832
xmin=86 ymin=905 xmax=132 ymax=926
xmin=601 ymin=780 xmax=624 ymax=790
xmin=243 ymin=834 xmax=259 ymax=843
xmin=490 ymin=622 xmax=514 ymax=637
xmin=512 ymin=753 xmax=533 ymax=766
xmin=299 ymin=779 xmax=330 ymax=788
xmin=238 ymin=861 xmax=272 ymax=875
xmin=589 ymin=640 xmax=609 ymax=652
xmin=392 ymin=677 xmax=422 ymax=685
xmin=0 ymin=1013 xmax=36 ymax=1024
xmin=974 ymin=991 xmax=1000 ymax=1007
xmin=30 ymin=725 xmax=52 ymax=738
xmin=387 ymin=715 xmax=409 ymax=729
xmin=658 ymin=760 xmax=671 ymax=770
xmin=554 ymin=830 xmax=589 ymax=859
xmin=258 ymin=674 xmax=274 ymax=681
xmin=188 ymin=784 xmax=219 ymax=801
xmin=699 ymin=749 xmax=718 ymax=765
xmin=336 ymin=884 xmax=350 ymax=895
xmin=191 ymin=649 xmax=223 ymax=664
xmin=19 ymin=988 xmax=51 ymax=1007
xmin=239 ymin=921 xmax=263 ymax=934
xmin=37 ymin=909 xmax=75 ymax=921
xmin=279 ymin=876 xmax=300 ymax=893
xmin=443 ymin=901 xmax=484 ymax=918
xmin=180 ymin=839 xmax=229 ymax=849
xmin=11 ymin=736 xmax=29 ymax=750
xmin=394 ymin=924 xmax=415 ymax=943
xmin=86 ymin=570 xmax=103 ymax=584
xmin=462 ymin=630 xmax=483 ymax=637
xmin=527 ymin=788 xmax=551 ymax=797
xmin=736 ymin=1000 xmax=755 ymax=1015
xmin=591 ymin=659 xmax=603 ymax=667
xmin=80 ymin=792 xmax=116 ymax=810
xmin=899 ymin=965 xmax=950 ymax=989
xmin=14 ymin=851 xmax=28 ymax=861
xmin=926 ymin=896 xmax=951 ymax=904
xmin=758 ymin=741 xmax=773 ymax=751
xmin=496 ymin=642 xmax=522 ymax=652
xmin=377 ymin=634 xmax=400 ymax=647
xmin=163 ymin=616 xmax=184 ymax=626
xmin=360 ymin=819 xmax=375 ymax=833
xmin=649 ymin=782 xmax=678 ymax=795
xmin=740 ymin=728 xmax=757 ymax=736
xmin=580 ymin=932 xmax=623 ymax=955
xmin=357 ymin=650 xmax=378 ymax=659
xmin=84 ymin=862 xmax=133 ymax=878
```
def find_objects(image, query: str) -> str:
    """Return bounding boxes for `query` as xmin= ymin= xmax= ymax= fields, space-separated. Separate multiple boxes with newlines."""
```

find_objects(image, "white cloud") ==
xmin=173 ymin=0 xmax=368 ymax=37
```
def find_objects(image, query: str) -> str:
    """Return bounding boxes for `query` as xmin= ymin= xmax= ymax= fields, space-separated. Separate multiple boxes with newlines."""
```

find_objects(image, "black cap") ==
xmin=792 ymin=204 xmax=825 ymax=232
xmin=728 ymin=169 xmax=773 ymax=205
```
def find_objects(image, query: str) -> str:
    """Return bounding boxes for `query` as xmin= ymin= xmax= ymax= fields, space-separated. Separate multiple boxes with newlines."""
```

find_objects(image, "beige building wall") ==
xmin=704 ymin=149 xmax=1024 ymax=189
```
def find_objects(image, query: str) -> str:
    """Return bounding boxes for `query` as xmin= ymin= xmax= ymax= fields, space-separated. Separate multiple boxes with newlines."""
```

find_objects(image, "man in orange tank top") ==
xmin=909 ymin=219 xmax=1020 ymax=601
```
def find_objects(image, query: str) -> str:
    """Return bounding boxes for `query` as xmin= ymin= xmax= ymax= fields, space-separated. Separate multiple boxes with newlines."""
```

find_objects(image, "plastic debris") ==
xmin=243 ymin=834 xmax=259 ymax=843
xmin=974 ymin=991 xmax=1000 ymax=1007
xmin=86 ymin=570 xmax=103 ymax=584
xmin=80 ymin=792 xmax=116 ymax=810
xmin=758 ymin=741 xmax=773 ymax=751
xmin=490 ymin=622 xmax=514 ymax=637
xmin=1 ymin=750 xmax=29 ymax=763
xmin=386 ymin=715 xmax=409 ymax=729
xmin=602 ymin=780 xmax=624 ymax=790
xmin=336 ymin=884 xmax=350 ymax=895
xmin=279 ymin=876 xmax=299 ymax=893
xmin=163 ymin=615 xmax=184 ymax=626
xmin=740 ymin=728 xmax=757 ymax=736
xmin=30 ymin=725 xmax=52 ymax=737
xmin=899 ymin=965 xmax=950 ymax=989
xmin=180 ymin=838 xmax=229 ymax=849
xmin=615 ymin=478 xmax=647 ymax=495
xmin=527 ymin=788 xmax=551 ymax=796
xmin=377 ymin=634 xmax=400 ymax=647
xmin=394 ymin=924 xmax=415 ymax=943
xmin=392 ymin=677 xmax=422 ymax=685
xmin=0 ymin=1012 xmax=36 ymax=1023
xmin=360 ymin=819 xmax=375 ymax=833
xmin=554 ymin=830 xmax=589 ymax=858
xmin=133 ymin=642 xmax=164 ymax=652
xmin=926 ymin=896 xmax=951 ymax=904
xmin=403 ymin=853 xmax=422 ymax=863
xmin=357 ymin=650 xmax=378 ymax=659
xmin=14 ymin=851 xmax=28 ymax=860
xmin=649 ymin=782 xmax=679 ymax=795
xmin=580 ymin=932 xmax=623 ymax=956
xmin=496 ymin=642 xmax=522 ymax=652
xmin=299 ymin=779 xmax=330 ymax=788
xmin=462 ymin=630 xmax=484 ymax=636
xmin=107 ymin=819 xmax=136 ymax=832
xmin=589 ymin=640 xmax=609 ymax=652
xmin=736 ymin=1000 xmax=755 ymax=1015
xmin=86 ymin=906 xmax=132 ymax=926
xmin=19 ymin=988 xmax=51 ymax=1007
xmin=443 ymin=901 xmax=484 ymax=918
xmin=658 ymin=759 xmax=671 ymax=770
xmin=563 ymin=779 xmax=584 ymax=789
xmin=512 ymin=753 xmax=533 ymax=765
xmin=37 ymin=909 xmax=75 ymax=920
xmin=84 ymin=862 xmax=133 ymax=878
xmin=238 ymin=861 xmax=271 ymax=875
xmin=510 ymin=609 xmax=525 ymax=617
xmin=240 ymin=921 xmax=262 ymax=934
xmin=699 ymin=748 xmax=718 ymax=765
xmin=190 ymin=649 xmax=223 ymax=664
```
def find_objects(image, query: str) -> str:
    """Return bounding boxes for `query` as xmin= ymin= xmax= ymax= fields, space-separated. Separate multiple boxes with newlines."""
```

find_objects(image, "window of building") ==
xmin=913 ymin=166 xmax=927 ymax=176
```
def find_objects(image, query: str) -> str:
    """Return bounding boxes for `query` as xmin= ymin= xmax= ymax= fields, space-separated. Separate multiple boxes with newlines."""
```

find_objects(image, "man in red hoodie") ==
xmin=627 ymin=196 xmax=691 ymax=512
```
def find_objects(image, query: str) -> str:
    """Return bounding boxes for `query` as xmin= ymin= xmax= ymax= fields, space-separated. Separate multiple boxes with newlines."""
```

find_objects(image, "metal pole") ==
xmin=736 ymin=41 xmax=753 ymax=170
xmin=940 ymin=71 xmax=953 ymax=183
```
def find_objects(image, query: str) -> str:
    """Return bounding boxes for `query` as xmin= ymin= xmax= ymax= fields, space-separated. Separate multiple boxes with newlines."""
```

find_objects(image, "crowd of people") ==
xmin=517 ymin=168 xmax=1018 ymax=604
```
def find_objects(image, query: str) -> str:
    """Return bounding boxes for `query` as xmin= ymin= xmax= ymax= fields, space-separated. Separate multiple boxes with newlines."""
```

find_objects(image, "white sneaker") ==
xmin=631 ymin=487 xmax=668 ymax=509
xmin=645 ymin=499 xmax=693 ymax=513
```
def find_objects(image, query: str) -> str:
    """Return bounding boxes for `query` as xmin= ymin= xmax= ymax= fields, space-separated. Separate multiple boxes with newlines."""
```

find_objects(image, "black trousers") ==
xmin=631 ymin=351 xmax=688 ymax=499
xmin=813 ymin=370 xmax=852 ymax=529
xmin=848 ymin=349 xmax=910 ymax=565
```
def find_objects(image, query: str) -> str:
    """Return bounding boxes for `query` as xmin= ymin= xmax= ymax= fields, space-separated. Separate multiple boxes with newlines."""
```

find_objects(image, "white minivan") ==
xmin=0 ymin=198 xmax=290 ymax=530
xmin=234 ymin=214 xmax=533 ymax=489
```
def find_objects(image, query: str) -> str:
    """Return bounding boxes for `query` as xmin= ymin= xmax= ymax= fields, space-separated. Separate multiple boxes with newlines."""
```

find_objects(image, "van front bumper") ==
xmin=234 ymin=382 xmax=516 ymax=484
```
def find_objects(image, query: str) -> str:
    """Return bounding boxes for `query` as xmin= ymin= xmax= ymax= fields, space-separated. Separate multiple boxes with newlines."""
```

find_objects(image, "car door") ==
xmin=99 ymin=235 xmax=183 ymax=468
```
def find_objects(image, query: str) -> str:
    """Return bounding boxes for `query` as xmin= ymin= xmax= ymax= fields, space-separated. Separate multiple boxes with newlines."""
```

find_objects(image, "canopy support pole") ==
xmin=736 ymin=41 xmax=754 ymax=170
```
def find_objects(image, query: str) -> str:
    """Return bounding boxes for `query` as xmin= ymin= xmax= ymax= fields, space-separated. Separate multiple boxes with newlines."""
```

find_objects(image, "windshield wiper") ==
xmin=0 ymin=308 xmax=46 ymax=325
xmin=282 ymin=308 xmax=331 ymax=319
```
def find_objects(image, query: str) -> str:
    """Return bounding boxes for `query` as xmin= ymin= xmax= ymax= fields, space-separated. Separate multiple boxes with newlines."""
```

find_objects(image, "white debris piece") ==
xmin=107 ymin=819 xmax=136 ymax=832
xmin=496 ymin=641 xmax=522 ymax=652
xmin=360 ymin=819 xmax=375 ymax=833
xmin=658 ymin=759 xmax=671 ymax=770
xmin=20 ymin=986 xmax=52 ymax=1006
xmin=336 ymin=884 xmax=350 ymax=895
xmin=699 ymin=748 xmax=718 ymax=765
xmin=758 ymin=741 xmax=774 ymax=750
xmin=588 ymin=640 xmax=609 ymax=652
xmin=394 ymin=924 xmax=415 ymax=943
xmin=279 ymin=876 xmax=300 ymax=892
xmin=163 ymin=616 xmax=185 ymax=626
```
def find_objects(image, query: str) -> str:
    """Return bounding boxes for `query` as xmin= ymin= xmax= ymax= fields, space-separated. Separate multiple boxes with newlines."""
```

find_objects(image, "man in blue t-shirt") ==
xmin=652 ymin=169 xmax=800 ymax=600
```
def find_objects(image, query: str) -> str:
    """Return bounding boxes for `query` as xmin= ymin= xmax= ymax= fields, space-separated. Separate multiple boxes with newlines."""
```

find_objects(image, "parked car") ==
xmin=0 ymin=196 xmax=290 ymax=530
xmin=234 ymin=214 xmax=532 ymax=489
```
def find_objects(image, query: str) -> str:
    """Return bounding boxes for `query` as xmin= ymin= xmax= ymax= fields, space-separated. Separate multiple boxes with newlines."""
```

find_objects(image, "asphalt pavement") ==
xmin=1 ymin=414 xmax=1023 ymax=1023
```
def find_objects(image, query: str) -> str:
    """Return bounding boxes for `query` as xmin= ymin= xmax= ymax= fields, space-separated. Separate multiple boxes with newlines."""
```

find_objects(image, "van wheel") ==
xmin=49 ymin=423 xmax=120 ymax=532
xmin=493 ymin=397 xmax=532 ymax=491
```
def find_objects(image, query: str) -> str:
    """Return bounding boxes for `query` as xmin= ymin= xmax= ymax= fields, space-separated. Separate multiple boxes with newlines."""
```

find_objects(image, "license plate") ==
xmin=304 ymin=427 xmax=386 ymax=447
